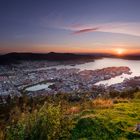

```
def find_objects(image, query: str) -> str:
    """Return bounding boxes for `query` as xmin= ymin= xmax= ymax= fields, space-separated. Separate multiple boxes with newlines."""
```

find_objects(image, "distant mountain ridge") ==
xmin=1 ymin=52 xmax=140 ymax=65
xmin=0 ymin=52 xmax=98 ymax=65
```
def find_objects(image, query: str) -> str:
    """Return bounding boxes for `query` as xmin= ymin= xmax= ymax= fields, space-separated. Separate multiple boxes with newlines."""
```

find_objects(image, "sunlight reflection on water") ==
xmin=52 ymin=58 xmax=140 ymax=85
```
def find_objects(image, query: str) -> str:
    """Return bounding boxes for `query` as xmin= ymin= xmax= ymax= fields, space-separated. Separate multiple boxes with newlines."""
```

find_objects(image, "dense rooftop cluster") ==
xmin=0 ymin=61 xmax=134 ymax=104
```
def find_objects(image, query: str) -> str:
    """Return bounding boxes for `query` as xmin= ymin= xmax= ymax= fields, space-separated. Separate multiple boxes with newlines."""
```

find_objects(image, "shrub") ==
xmin=134 ymin=92 xmax=140 ymax=99
xmin=113 ymin=98 xmax=129 ymax=104
xmin=71 ymin=117 xmax=115 ymax=140
xmin=0 ymin=129 xmax=5 ymax=140
xmin=126 ymin=131 xmax=140 ymax=139
xmin=92 ymin=99 xmax=113 ymax=108
xmin=6 ymin=103 xmax=73 ymax=140
xmin=67 ymin=106 xmax=80 ymax=115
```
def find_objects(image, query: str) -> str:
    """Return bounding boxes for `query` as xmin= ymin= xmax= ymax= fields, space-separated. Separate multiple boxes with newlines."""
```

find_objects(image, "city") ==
xmin=0 ymin=60 xmax=134 ymax=103
xmin=1 ymin=0 xmax=140 ymax=139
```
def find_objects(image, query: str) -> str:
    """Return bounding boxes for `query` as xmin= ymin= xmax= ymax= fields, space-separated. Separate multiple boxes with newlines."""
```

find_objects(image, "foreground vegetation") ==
xmin=1 ymin=90 xmax=140 ymax=140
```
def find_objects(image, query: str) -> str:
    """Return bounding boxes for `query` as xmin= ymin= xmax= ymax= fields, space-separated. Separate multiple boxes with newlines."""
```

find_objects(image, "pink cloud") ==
xmin=70 ymin=22 xmax=140 ymax=37
xmin=73 ymin=27 xmax=99 ymax=34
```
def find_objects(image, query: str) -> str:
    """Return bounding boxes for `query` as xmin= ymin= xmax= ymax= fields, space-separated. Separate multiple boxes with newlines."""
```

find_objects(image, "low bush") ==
xmin=134 ymin=92 xmax=140 ymax=99
xmin=6 ymin=103 xmax=73 ymax=140
xmin=71 ymin=117 xmax=115 ymax=140
xmin=92 ymin=98 xmax=113 ymax=108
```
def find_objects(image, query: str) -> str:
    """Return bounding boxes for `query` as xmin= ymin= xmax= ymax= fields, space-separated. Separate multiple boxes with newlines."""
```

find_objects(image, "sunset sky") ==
xmin=1 ymin=0 xmax=140 ymax=54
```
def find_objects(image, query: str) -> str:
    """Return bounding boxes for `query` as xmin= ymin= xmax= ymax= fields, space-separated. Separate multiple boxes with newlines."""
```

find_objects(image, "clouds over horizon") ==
xmin=68 ymin=22 xmax=140 ymax=37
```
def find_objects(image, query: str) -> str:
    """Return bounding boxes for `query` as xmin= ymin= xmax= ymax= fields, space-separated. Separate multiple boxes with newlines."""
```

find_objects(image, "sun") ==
xmin=115 ymin=48 xmax=125 ymax=55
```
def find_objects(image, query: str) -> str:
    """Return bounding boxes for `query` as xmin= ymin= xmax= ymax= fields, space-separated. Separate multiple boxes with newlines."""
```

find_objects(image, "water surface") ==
xmin=26 ymin=83 xmax=53 ymax=92
xmin=51 ymin=58 xmax=140 ymax=86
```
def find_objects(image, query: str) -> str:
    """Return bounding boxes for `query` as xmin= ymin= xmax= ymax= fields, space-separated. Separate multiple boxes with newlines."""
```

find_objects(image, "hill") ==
xmin=1 ymin=91 xmax=140 ymax=139
xmin=0 ymin=52 xmax=98 ymax=65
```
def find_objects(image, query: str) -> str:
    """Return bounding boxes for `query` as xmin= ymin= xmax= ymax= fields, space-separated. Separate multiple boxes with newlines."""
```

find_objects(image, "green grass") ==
xmin=1 ymin=95 xmax=140 ymax=140
xmin=72 ymin=99 xmax=140 ymax=140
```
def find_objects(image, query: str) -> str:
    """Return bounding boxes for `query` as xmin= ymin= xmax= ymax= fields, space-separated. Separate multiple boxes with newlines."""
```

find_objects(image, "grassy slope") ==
xmin=71 ymin=99 xmax=140 ymax=139
xmin=1 ymin=95 xmax=140 ymax=140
